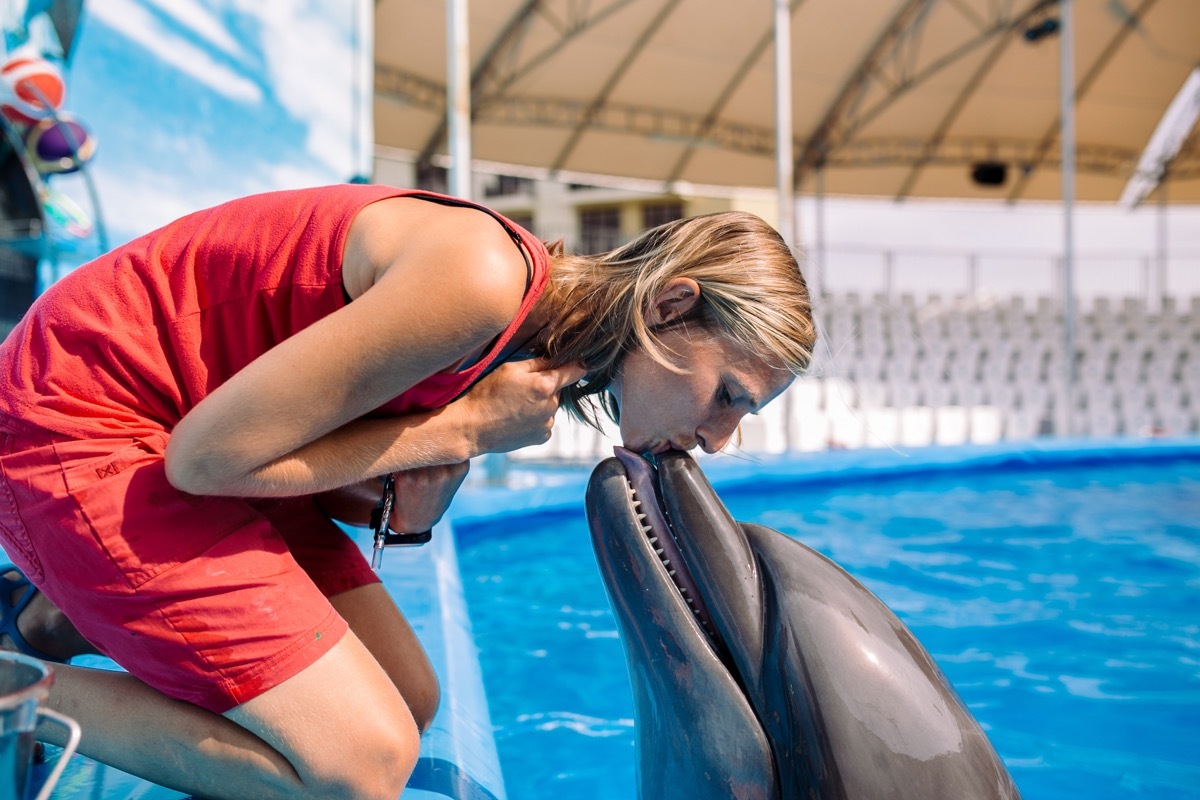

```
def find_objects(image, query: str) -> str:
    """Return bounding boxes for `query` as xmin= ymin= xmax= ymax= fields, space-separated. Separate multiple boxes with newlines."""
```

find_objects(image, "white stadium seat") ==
xmin=934 ymin=406 xmax=970 ymax=445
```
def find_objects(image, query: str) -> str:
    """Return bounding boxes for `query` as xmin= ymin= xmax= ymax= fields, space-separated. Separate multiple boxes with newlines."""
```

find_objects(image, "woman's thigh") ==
xmin=1 ymin=416 xmax=437 ymax=729
xmin=330 ymin=583 xmax=440 ymax=731
xmin=0 ymin=423 xmax=350 ymax=713
xmin=255 ymin=495 xmax=440 ymax=728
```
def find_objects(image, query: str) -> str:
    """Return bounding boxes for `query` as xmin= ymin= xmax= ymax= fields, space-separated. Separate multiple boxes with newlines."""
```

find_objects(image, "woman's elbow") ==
xmin=164 ymin=436 xmax=238 ymax=496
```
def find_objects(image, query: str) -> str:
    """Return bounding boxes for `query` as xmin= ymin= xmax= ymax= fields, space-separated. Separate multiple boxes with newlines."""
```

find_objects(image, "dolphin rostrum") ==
xmin=585 ymin=447 xmax=1021 ymax=800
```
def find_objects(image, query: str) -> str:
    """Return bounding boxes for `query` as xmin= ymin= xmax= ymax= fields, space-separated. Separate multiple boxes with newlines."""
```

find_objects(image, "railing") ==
xmin=811 ymin=244 xmax=1200 ymax=310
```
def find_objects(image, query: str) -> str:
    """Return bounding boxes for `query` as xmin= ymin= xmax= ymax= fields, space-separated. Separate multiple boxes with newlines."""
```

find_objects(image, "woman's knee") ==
xmin=227 ymin=634 xmax=423 ymax=799
xmin=408 ymin=666 xmax=440 ymax=734
xmin=311 ymin=715 xmax=419 ymax=800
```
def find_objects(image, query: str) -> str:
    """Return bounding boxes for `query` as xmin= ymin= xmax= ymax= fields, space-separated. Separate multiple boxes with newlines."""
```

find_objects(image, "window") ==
xmin=506 ymin=213 xmax=535 ymax=235
xmin=579 ymin=208 xmax=621 ymax=254
xmin=484 ymin=174 xmax=534 ymax=198
xmin=415 ymin=162 xmax=447 ymax=194
xmin=642 ymin=202 xmax=683 ymax=230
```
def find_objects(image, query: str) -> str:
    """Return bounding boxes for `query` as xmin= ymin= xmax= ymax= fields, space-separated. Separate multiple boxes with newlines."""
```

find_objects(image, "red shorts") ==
xmin=0 ymin=411 xmax=380 ymax=713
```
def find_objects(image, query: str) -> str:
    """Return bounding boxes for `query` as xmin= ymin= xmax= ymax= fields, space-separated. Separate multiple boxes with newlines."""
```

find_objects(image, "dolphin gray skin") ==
xmin=585 ymin=448 xmax=1021 ymax=800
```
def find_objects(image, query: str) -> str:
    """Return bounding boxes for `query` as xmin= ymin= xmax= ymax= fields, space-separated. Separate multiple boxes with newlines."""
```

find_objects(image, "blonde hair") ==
xmin=539 ymin=211 xmax=816 ymax=428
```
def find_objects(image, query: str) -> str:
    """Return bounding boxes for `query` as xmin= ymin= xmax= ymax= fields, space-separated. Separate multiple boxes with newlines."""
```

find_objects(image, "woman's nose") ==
xmin=698 ymin=413 xmax=741 ymax=453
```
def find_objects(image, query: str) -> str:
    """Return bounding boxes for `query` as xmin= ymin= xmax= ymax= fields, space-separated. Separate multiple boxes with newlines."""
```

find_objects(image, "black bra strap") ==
xmin=341 ymin=190 xmax=536 ymax=300
xmin=402 ymin=191 xmax=534 ymax=292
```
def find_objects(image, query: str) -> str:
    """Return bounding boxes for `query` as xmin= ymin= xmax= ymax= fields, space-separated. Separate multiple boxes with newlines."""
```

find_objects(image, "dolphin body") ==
xmin=585 ymin=448 xmax=1020 ymax=800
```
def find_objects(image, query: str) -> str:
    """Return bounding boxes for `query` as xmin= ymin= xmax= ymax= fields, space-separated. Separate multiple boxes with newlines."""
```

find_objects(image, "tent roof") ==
xmin=374 ymin=0 xmax=1200 ymax=203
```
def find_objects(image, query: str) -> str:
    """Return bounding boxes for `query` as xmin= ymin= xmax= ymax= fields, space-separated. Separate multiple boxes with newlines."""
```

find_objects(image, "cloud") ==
xmin=89 ymin=161 xmax=254 ymax=240
xmin=229 ymin=0 xmax=366 ymax=178
xmin=88 ymin=0 xmax=262 ymax=104
xmin=141 ymin=0 xmax=245 ymax=60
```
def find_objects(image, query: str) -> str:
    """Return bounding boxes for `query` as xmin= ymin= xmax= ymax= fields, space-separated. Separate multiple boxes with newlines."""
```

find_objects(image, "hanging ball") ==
xmin=0 ymin=54 xmax=66 ymax=126
xmin=24 ymin=114 xmax=95 ymax=174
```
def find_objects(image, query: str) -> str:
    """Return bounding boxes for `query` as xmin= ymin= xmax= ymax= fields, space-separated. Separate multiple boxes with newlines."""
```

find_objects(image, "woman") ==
xmin=0 ymin=183 xmax=814 ymax=799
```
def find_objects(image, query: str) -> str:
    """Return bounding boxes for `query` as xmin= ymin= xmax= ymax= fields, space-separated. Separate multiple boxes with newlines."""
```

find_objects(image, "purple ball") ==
xmin=24 ymin=114 xmax=95 ymax=174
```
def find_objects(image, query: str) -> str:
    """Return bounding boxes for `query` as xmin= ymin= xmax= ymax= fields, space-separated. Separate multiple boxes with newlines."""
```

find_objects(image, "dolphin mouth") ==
xmin=612 ymin=446 xmax=728 ymax=660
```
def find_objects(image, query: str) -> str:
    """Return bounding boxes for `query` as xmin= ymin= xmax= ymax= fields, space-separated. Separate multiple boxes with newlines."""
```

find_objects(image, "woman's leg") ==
xmin=330 ymin=582 xmax=441 ymax=732
xmin=40 ymin=630 xmax=419 ymax=800
xmin=259 ymin=495 xmax=442 ymax=733
xmin=0 ymin=428 xmax=426 ymax=799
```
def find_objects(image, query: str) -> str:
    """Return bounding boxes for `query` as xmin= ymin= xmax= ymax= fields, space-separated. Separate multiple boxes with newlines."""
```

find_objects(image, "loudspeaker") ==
xmin=971 ymin=161 xmax=1008 ymax=187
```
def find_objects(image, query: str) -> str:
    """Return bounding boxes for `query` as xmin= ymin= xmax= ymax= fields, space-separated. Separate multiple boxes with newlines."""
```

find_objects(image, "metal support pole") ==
xmin=815 ymin=167 xmax=826 ymax=301
xmin=1142 ymin=256 xmax=1153 ymax=307
xmin=773 ymin=0 xmax=794 ymax=249
xmin=352 ymin=0 xmax=374 ymax=182
xmin=1156 ymin=178 xmax=1168 ymax=312
xmin=1058 ymin=0 xmax=1076 ymax=438
xmin=884 ymin=250 xmax=895 ymax=302
xmin=446 ymin=0 xmax=472 ymax=200
xmin=773 ymin=0 xmax=798 ymax=456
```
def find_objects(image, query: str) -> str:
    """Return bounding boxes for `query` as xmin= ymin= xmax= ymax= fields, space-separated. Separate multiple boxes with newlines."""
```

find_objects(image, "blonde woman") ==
xmin=0 ymin=184 xmax=814 ymax=799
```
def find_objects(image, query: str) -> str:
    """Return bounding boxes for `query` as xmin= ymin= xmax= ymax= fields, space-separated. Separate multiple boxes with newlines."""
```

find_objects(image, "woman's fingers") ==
xmin=388 ymin=461 xmax=471 ymax=531
xmin=457 ymin=359 xmax=587 ymax=454
xmin=553 ymin=361 xmax=588 ymax=389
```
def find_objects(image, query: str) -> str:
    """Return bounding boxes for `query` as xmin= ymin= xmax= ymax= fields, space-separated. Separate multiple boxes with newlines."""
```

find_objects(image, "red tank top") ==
xmin=0 ymin=184 xmax=549 ymax=440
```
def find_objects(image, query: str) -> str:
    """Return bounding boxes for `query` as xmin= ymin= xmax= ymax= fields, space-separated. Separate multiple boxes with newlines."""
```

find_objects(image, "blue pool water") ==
xmin=457 ymin=456 xmax=1200 ymax=800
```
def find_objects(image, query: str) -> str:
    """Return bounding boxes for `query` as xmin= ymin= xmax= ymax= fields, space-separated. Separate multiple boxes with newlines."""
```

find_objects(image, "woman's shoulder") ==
xmin=346 ymin=195 xmax=530 ymax=329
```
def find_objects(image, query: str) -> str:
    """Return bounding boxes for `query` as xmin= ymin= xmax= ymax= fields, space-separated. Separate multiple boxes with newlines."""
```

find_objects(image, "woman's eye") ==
xmin=718 ymin=385 xmax=733 ymax=406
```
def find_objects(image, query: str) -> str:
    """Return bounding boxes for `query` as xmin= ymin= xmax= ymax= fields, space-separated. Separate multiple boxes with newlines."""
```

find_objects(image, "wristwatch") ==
xmin=369 ymin=474 xmax=433 ymax=569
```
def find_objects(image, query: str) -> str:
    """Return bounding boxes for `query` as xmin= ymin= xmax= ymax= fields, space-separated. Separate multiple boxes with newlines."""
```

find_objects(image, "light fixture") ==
xmin=1120 ymin=67 xmax=1200 ymax=209
xmin=1023 ymin=17 xmax=1061 ymax=42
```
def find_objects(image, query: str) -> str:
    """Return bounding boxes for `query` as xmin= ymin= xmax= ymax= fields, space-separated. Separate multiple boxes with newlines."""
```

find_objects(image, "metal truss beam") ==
xmin=795 ymin=0 xmax=1058 ymax=184
xmin=376 ymin=63 xmax=1200 ymax=181
xmin=1005 ymin=0 xmax=1158 ymax=201
xmin=550 ymin=0 xmax=682 ymax=171
xmin=666 ymin=0 xmax=809 ymax=184
xmin=408 ymin=0 xmax=640 ymax=166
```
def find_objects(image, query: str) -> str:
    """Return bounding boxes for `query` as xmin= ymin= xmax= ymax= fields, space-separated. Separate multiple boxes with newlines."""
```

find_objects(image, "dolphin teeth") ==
xmin=654 ymin=548 xmax=664 ymax=555
xmin=668 ymin=570 xmax=676 ymax=576
xmin=648 ymin=536 xmax=658 ymax=544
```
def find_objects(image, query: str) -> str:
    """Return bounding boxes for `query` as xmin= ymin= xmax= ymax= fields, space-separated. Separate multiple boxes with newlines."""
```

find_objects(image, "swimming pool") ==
xmin=456 ymin=443 xmax=1200 ymax=800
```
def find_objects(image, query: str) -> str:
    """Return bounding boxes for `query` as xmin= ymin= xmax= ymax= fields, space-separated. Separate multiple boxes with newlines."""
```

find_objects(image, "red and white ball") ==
xmin=1 ymin=54 xmax=66 ymax=126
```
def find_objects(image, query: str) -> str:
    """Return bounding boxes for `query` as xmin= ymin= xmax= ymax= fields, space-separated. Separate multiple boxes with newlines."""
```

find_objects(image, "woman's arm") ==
xmin=164 ymin=198 xmax=579 ymax=497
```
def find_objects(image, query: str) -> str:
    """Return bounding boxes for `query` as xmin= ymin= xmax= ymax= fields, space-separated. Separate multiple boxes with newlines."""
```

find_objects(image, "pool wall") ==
xmin=451 ymin=436 xmax=1200 ymax=533
xmin=372 ymin=521 xmax=508 ymax=800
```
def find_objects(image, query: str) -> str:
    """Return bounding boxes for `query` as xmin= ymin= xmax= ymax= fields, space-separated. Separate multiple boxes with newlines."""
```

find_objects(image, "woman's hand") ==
xmin=388 ymin=461 xmax=471 ymax=533
xmin=315 ymin=461 xmax=470 ymax=531
xmin=314 ymin=478 xmax=382 ymax=527
xmin=455 ymin=358 xmax=586 ymax=454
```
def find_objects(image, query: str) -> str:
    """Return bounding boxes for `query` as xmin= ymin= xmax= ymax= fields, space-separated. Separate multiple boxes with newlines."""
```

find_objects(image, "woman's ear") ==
xmin=648 ymin=277 xmax=701 ymax=326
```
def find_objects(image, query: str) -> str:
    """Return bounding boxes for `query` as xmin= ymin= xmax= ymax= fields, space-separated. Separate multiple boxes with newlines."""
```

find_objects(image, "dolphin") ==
xmin=585 ymin=448 xmax=1021 ymax=800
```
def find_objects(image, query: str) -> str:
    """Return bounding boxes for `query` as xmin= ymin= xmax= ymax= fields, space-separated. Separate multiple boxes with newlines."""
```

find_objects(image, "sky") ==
xmin=4 ymin=0 xmax=371 ymax=267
